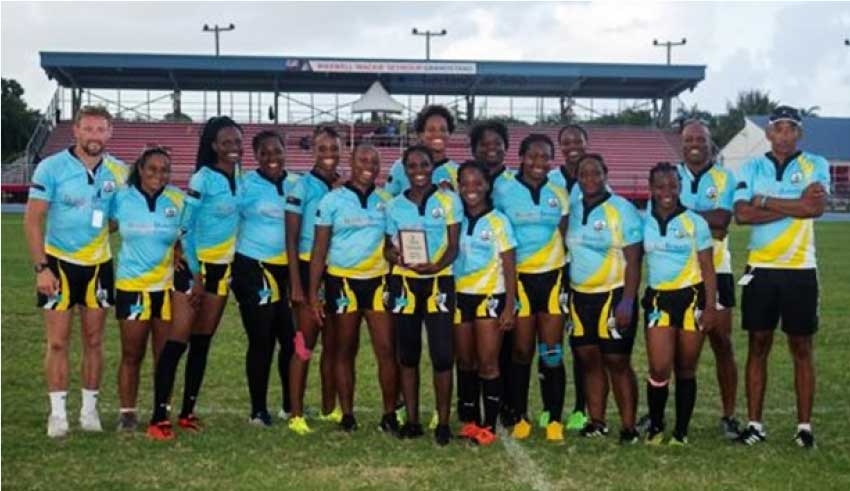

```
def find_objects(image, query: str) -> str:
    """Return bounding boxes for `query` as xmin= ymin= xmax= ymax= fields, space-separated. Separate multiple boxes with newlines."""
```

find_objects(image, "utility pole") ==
xmin=203 ymin=23 xmax=235 ymax=116
xmin=412 ymin=28 xmax=447 ymax=106
xmin=652 ymin=37 xmax=686 ymax=127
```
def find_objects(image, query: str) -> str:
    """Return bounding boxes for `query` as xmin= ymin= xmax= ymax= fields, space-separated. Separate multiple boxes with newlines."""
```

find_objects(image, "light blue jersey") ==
xmin=547 ymin=166 xmax=583 ymax=205
xmin=315 ymin=183 xmax=392 ymax=278
xmin=284 ymin=169 xmax=334 ymax=260
xmin=385 ymin=158 xmax=460 ymax=196
xmin=454 ymin=208 xmax=517 ymax=294
xmin=493 ymin=173 xmax=569 ymax=274
xmin=677 ymin=162 xmax=736 ymax=274
xmin=28 ymin=147 xmax=128 ymax=265
xmin=181 ymin=165 xmax=241 ymax=274
xmin=111 ymin=184 xmax=184 ymax=291
xmin=237 ymin=170 xmax=299 ymax=265
xmin=644 ymin=205 xmax=712 ymax=290
xmin=733 ymin=151 xmax=830 ymax=269
xmin=566 ymin=193 xmax=643 ymax=293
xmin=385 ymin=185 xmax=462 ymax=278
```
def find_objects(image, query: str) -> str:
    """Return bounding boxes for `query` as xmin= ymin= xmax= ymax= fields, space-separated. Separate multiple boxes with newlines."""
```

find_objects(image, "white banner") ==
xmin=308 ymin=60 xmax=477 ymax=75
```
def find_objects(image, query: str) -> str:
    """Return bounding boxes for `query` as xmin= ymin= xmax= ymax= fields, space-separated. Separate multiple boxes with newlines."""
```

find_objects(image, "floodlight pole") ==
xmin=653 ymin=37 xmax=687 ymax=127
xmin=204 ymin=23 xmax=235 ymax=116
xmin=412 ymin=28 xmax=447 ymax=105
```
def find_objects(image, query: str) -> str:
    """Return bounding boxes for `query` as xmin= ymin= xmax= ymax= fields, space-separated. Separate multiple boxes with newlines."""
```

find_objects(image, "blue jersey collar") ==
xmin=207 ymin=164 xmax=238 ymax=195
xmin=310 ymin=168 xmax=336 ymax=190
xmin=464 ymin=206 xmax=493 ymax=235
xmin=560 ymin=165 xmax=578 ymax=193
xmin=404 ymin=184 xmax=439 ymax=216
xmin=258 ymin=168 xmax=288 ymax=196
xmin=68 ymin=146 xmax=103 ymax=185
xmin=344 ymin=181 xmax=376 ymax=209
xmin=134 ymin=182 xmax=165 ymax=212
xmin=581 ymin=191 xmax=611 ymax=225
xmin=650 ymin=199 xmax=688 ymax=236
xmin=680 ymin=161 xmax=714 ymax=194
xmin=765 ymin=150 xmax=802 ymax=182
xmin=516 ymin=172 xmax=549 ymax=205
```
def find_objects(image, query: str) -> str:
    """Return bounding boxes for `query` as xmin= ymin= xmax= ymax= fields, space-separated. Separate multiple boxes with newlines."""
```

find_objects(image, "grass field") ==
xmin=2 ymin=212 xmax=849 ymax=490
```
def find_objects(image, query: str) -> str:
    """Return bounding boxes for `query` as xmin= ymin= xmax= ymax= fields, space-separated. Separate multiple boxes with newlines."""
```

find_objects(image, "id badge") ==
xmin=91 ymin=210 xmax=104 ymax=228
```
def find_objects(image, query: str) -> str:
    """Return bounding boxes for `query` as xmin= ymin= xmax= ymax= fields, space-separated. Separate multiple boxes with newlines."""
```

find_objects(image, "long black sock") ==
xmin=537 ymin=361 xmax=549 ymax=414
xmin=499 ymin=331 xmax=514 ymax=419
xmin=180 ymin=334 xmax=213 ymax=418
xmin=151 ymin=340 xmax=187 ymax=424
xmin=275 ymin=300 xmax=295 ymax=413
xmin=240 ymin=304 xmax=275 ymax=415
xmin=647 ymin=380 xmax=669 ymax=430
xmin=457 ymin=369 xmax=479 ymax=423
xmin=541 ymin=364 xmax=566 ymax=422
xmin=674 ymin=378 xmax=697 ymax=438
xmin=571 ymin=350 xmax=587 ymax=413
xmin=481 ymin=376 xmax=502 ymax=430
xmin=511 ymin=362 xmax=532 ymax=420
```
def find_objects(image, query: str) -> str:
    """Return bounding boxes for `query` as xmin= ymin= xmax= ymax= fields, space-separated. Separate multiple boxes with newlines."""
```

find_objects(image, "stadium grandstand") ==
xmin=2 ymin=51 xmax=707 ymax=203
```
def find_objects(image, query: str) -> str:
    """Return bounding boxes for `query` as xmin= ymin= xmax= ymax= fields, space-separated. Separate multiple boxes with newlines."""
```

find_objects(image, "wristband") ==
xmin=759 ymin=195 xmax=769 ymax=208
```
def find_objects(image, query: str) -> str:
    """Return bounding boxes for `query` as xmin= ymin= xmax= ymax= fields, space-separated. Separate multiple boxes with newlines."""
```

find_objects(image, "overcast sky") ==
xmin=2 ymin=1 xmax=850 ymax=117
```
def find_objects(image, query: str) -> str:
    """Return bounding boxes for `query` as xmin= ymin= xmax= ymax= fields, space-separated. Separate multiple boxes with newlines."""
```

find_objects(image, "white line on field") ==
xmin=496 ymin=426 xmax=554 ymax=491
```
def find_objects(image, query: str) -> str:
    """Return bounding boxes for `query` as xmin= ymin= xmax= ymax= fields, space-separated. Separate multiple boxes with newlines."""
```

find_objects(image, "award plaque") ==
xmin=399 ymin=229 xmax=429 ymax=265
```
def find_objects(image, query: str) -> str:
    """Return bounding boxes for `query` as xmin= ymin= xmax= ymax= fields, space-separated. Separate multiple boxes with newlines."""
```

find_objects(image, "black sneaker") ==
xmin=398 ymin=422 xmax=424 ymax=439
xmin=720 ymin=416 xmax=741 ymax=440
xmin=619 ymin=428 xmax=640 ymax=445
xmin=636 ymin=413 xmax=651 ymax=433
xmin=340 ymin=414 xmax=357 ymax=432
xmin=117 ymin=412 xmax=138 ymax=432
xmin=579 ymin=421 xmax=609 ymax=438
xmin=434 ymin=424 xmax=452 ymax=446
xmin=379 ymin=412 xmax=400 ymax=436
xmin=736 ymin=424 xmax=767 ymax=446
xmin=248 ymin=410 xmax=273 ymax=428
xmin=794 ymin=429 xmax=816 ymax=449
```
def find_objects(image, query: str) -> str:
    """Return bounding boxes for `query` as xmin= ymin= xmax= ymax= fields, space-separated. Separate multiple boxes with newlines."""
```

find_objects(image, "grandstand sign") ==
xmin=305 ymin=59 xmax=477 ymax=75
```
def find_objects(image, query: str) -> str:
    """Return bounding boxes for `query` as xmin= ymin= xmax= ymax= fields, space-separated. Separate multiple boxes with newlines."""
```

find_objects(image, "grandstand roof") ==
xmin=750 ymin=116 xmax=850 ymax=161
xmin=40 ymin=51 xmax=705 ymax=99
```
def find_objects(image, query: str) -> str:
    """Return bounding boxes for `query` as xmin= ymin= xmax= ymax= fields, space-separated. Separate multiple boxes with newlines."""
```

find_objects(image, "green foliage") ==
xmin=1 ymin=78 xmax=42 ymax=162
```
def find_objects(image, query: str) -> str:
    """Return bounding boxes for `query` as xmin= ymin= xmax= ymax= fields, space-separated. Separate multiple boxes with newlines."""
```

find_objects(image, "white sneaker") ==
xmin=47 ymin=415 xmax=69 ymax=438
xmin=277 ymin=408 xmax=291 ymax=421
xmin=79 ymin=410 xmax=103 ymax=432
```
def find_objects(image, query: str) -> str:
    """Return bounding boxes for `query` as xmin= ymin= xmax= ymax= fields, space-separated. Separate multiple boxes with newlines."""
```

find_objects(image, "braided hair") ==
xmin=195 ymin=116 xmax=242 ymax=171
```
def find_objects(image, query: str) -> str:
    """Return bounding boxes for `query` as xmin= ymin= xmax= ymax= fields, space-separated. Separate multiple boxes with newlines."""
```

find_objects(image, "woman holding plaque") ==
xmin=307 ymin=143 xmax=399 ymax=434
xmin=493 ymin=133 xmax=570 ymax=442
xmin=453 ymin=160 xmax=518 ymax=446
xmin=384 ymin=144 xmax=462 ymax=446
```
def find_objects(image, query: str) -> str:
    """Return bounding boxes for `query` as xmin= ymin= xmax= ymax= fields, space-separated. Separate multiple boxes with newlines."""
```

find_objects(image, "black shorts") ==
xmin=517 ymin=268 xmax=568 ymax=317
xmin=200 ymin=261 xmax=231 ymax=296
xmin=386 ymin=275 xmax=455 ymax=316
xmin=569 ymin=287 xmax=637 ymax=354
xmin=717 ymin=273 xmax=736 ymax=309
xmin=642 ymin=283 xmax=705 ymax=332
xmin=741 ymin=267 xmax=818 ymax=336
xmin=37 ymin=255 xmax=114 ymax=310
xmin=325 ymin=274 xmax=386 ymax=314
xmin=230 ymin=253 xmax=289 ymax=306
xmin=115 ymin=290 xmax=172 ymax=321
xmin=455 ymin=293 xmax=507 ymax=324
xmin=297 ymin=259 xmax=328 ymax=299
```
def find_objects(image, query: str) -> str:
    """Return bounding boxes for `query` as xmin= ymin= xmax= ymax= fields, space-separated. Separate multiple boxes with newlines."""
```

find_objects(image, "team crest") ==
xmin=790 ymin=172 xmax=803 ymax=184
xmin=705 ymin=186 xmax=718 ymax=199
xmin=479 ymin=229 xmax=492 ymax=241
xmin=673 ymin=227 xmax=687 ymax=239
xmin=593 ymin=219 xmax=606 ymax=231
xmin=164 ymin=207 xmax=177 ymax=218
xmin=376 ymin=202 xmax=386 ymax=211
xmin=431 ymin=207 xmax=445 ymax=219
xmin=101 ymin=180 xmax=115 ymax=193
xmin=547 ymin=197 xmax=560 ymax=208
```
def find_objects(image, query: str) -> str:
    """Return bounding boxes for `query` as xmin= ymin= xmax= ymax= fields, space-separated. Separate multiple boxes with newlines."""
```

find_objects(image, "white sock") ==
xmin=49 ymin=391 xmax=67 ymax=419
xmin=81 ymin=389 xmax=99 ymax=414
xmin=119 ymin=407 xmax=137 ymax=414
xmin=797 ymin=423 xmax=812 ymax=433
xmin=748 ymin=421 xmax=764 ymax=433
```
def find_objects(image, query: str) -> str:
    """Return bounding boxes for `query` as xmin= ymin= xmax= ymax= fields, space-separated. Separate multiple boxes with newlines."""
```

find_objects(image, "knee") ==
xmin=456 ymin=357 xmax=476 ymax=372
xmin=789 ymin=338 xmax=813 ymax=362
xmin=512 ymin=344 xmax=534 ymax=365
xmin=82 ymin=333 xmax=103 ymax=352
xmin=749 ymin=334 xmax=772 ymax=358
xmin=121 ymin=346 xmax=145 ymax=367
xmin=46 ymin=338 xmax=68 ymax=356
xmin=648 ymin=366 xmax=671 ymax=382
xmin=430 ymin=345 xmax=453 ymax=373
xmin=709 ymin=332 xmax=733 ymax=356
xmin=538 ymin=343 xmax=564 ymax=368
xmin=397 ymin=342 xmax=421 ymax=369
xmin=603 ymin=356 xmax=632 ymax=376
xmin=478 ymin=360 xmax=499 ymax=379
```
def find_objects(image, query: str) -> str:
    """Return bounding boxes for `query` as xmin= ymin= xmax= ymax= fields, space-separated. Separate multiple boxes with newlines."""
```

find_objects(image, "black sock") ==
xmin=241 ymin=304 xmax=276 ymax=415
xmin=537 ymin=361 xmax=549 ymax=414
xmin=180 ymin=334 xmax=213 ymax=418
xmin=511 ymin=362 xmax=532 ymax=420
xmin=647 ymin=380 xmax=669 ymax=430
xmin=151 ymin=340 xmax=187 ymax=424
xmin=571 ymin=350 xmax=586 ymax=413
xmin=275 ymin=302 xmax=295 ymax=413
xmin=674 ymin=378 xmax=697 ymax=438
xmin=499 ymin=331 xmax=514 ymax=418
xmin=457 ymin=369 xmax=479 ymax=424
xmin=541 ymin=364 xmax=566 ymax=422
xmin=481 ymin=376 xmax=502 ymax=430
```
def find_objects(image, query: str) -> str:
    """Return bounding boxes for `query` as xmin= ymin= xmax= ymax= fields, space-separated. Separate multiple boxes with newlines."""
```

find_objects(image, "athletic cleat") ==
xmin=473 ymin=426 xmax=497 ymax=446
xmin=794 ymin=429 xmax=816 ymax=449
xmin=619 ymin=428 xmax=640 ymax=445
xmin=566 ymin=410 xmax=588 ymax=431
xmin=511 ymin=418 xmax=532 ymax=440
xmin=178 ymin=414 xmax=203 ymax=432
xmin=319 ymin=407 xmax=343 ymax=424
xmin=398 ymin=422 xmax=424 ymax=439
xmin=537 ymin=410 xmax=551 ymax=429
xmin=379 ymin=413 xmax=400 ymax=436
xmin=737 ymin=425 xmax=767 ymax=446
xmin=669 ymin=434 xmax=689 ymax=446
xmin=434 ymin=424 xmax=452 ymax=446
xmin=146 ymin=421 xmax=176 ymax=441
xmin=248 ymin=410 xmax=274 ymax=428
xmin=79 ymin=410 xmax=103 ymax=432
xmin=340 ymin=414 xmax=358 ymax=432
xmin=499 ymin=406 xmax=516 ymax=428
xmin=645 ymin=426 xmax=665 ymax=445
xmin=47 ymin=415 xmax=69 ymax=438
xmin=546 ymin=421 xmax=565 ymax=442
xmin=288 ymin=416 xmax=313 ymax=435
xmin=579 ymin=421 xmax=609 ymax=438
xmin=720 ymin=416 xmax=741 ymax=440
xmin=636 ymin=413 xmax=651 ymax=433
xmin=117 ymin=412 xmax=139 ymax=432
xmin=459 ymin=422 xmax=482 ymax=440
xmin=428 ymin=412 xmax=439 ymax=431
xmin=277 ymin=408 xmax=291 ymax=421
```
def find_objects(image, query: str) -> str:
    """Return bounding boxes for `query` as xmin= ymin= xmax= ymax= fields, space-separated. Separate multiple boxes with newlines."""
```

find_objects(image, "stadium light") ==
xmin=412 ymin=27 xmax=448 ymax=105
xmin=203 ymin=23 xmax=236 ymax=115
xmin=652 ymin=38 xmax=687 ymax=65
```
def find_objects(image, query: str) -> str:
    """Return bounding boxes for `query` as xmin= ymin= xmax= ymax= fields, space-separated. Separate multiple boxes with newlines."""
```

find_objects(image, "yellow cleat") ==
xmin=318 ymin=407 xmax=343 ymax=424
xmin=512 ymin=418 xmax=533 ymax=440
xmin=428 ymin=412 xmax=439 ymax=431
xmin=645 ymin=429 xmax=664 ymax=446
xmin=288 ymin=416 xmax=313 ymax=435
xmin=546 ymin=421 xmax=565 ymax=442
xmin=669 ymin=435 xmax=688 ymax=446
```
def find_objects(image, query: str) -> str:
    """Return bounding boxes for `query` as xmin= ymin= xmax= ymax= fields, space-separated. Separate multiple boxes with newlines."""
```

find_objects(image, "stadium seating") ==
xmin=38 ymin=121 xmax=682 ymax=199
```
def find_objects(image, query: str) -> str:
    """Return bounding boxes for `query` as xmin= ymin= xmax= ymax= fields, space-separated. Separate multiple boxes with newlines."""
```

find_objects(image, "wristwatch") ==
xmin=33 ymin=262 xmax=49 ymax=273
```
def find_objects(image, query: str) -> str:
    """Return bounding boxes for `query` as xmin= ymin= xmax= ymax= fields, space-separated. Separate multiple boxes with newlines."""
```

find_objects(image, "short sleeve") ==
xmin=28 ymin=160 xmax=55 ymax=202
xmin=446 ymin=192 xmax=463 ymax=225
xmin=385 ymin=201 xmax=399 ymax=237
xmin=814 ymin=156 xmax=832 ymax=193
xmin=733 ymin=161 xmax=755 ymax=203
xmin=497 ymin=215 xmax=517 ymax=253
xmin=558 ymin=189 xmax=570 ymax=217
xmin=620 ymin=201 xmax=644 ymax=246
xmin=285 ymin=178 xmax=307 ymax=214
xmin=186 ymin=170 xmax=206 ymax=206
xmin=694 ymin=214 xmax=713 ymax=251
xmin=314 ymin=193 xmax=335 ymax=227
xmin=385 ymin=160 xmax=404 ymax=196
xmin=718 ymin=169 xmax=735 ymax=211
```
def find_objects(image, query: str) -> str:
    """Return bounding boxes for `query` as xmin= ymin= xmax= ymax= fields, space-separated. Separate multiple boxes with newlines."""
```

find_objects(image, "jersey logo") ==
xmin=593 ymin=219 xmax=606 ymax=231
xmin=431 ymin=207 xmax=445 ymax=219
xmin=101 ymin=180 xmax=115 ymax=194
xmin=165 ymin=207 xmax=177 ymax=218
xmin=671 ymin=226 xmax=688 ymax=239
xmin=547 ymin=197 xmax=560 ymax=208
xmin=705 ymin=186 xmax=717 ymax=199
xmin=376 ymin=202 xmax=386 ymax=211
xmin=486 ymin=296 xmax=500 ymax=317
xmin=479 ymin=229 xmax=492 ymax=241
xmin=790 ymin=172 xmax=803 ymax=184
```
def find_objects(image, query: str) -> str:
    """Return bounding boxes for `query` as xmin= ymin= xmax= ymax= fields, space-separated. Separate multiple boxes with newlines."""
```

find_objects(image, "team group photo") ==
xmin=2 ymin=2 xmax=849 ymax=490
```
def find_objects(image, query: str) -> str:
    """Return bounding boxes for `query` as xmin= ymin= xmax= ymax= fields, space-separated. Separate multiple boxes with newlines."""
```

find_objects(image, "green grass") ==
xmin=2 ymin=212 xmax=850 ymax=490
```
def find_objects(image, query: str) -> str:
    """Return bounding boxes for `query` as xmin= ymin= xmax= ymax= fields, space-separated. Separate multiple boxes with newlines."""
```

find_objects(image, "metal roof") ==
xmin=40 ymin=51 xmax=705 ymax=99
xmin=750 ymin=116 xmax=850 ymax=161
